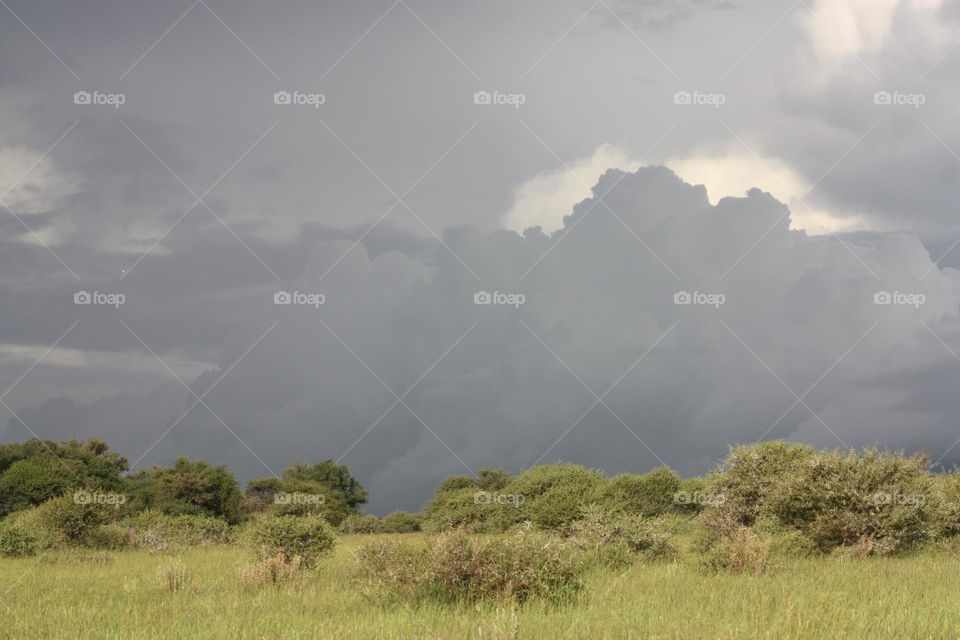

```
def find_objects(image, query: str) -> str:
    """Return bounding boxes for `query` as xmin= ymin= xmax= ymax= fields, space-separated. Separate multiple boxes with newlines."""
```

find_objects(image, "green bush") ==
xmin=594 ymin=468 xmax=681 ymax=517
xmin=505 ymin=463 xmax=604 ymax=531
xmin=123 ymin=510 xmax=232 ymax=547
xmin=701 ymin=527 xmax=772 ymax=575
xmin=86 ymin=523 xmax=130 ymax=550
xmin=354 ymin=528 xmax=582 ymax=603
xmin=380 ymin=511 xmax=422 ymax=533
xmin=423 ymin=487 xmax=520 ymax=533
xmin=339 ymin=514 xmax=385 ymax=534
xmin=244 ymin=515 xmax=335 ymax=567
xmin=0 ymin=519 xmax=37 ymax=557
xmin=31 ymin=492 xmax=112 ymax=546
xmin=702 ymin=443 xmax=933 ymax=554
xmin=569 ymin=505 xmax=678 ymax=567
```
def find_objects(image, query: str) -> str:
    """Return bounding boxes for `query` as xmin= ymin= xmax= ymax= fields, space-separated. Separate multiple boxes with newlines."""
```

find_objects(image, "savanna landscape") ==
xmin=2 ymin=438 xmax=960 ymax=639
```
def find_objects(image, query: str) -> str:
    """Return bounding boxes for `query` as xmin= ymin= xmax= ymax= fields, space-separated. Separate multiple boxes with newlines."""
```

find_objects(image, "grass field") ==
xmin=2 ymin=534 xmax=959 ymax=639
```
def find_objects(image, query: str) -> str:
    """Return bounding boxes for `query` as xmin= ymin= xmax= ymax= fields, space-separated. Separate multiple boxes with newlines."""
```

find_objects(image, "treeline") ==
xmin=3 ymin=437 xmax=960 ymax=562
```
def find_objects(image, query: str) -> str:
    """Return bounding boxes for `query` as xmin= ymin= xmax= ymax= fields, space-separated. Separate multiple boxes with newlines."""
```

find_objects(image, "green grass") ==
xmin=2 ymin=535 xmax=959 ymax=639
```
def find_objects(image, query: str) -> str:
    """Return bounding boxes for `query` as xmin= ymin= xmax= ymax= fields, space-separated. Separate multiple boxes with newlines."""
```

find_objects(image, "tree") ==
xmin=244 ymin=460 xmax=368 ymax=526
xmin=124 ymin=457 xmax=242 ymax=524
xmin=0 ymin=439 xmax=128 ymax=516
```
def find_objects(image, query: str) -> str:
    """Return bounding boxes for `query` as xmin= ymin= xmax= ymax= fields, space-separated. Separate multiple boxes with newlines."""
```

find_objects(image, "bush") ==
xmin=339 ymin=514 xmax=385 ymax=534
xmin=0 ymin=519 xmax=37 ymax=557
xmin=244 ymin=515 xmax=335 ymax=567
xmin=23 ymin=492 xmax=113 ymax=547
xmin=86 ymin=523 xmax=129 ymax=550
xmin=123 ymin=510 xmax=232 ymax=547
xmin=423 ymin=487 xmax=520 ymax=533
xmin=769 ymin=449 xmax=932 ymax=552
xmin=354 ymin=528 xmax=582 ymax=604
xmin=569 ymin=505 xmax=678 ymax=567
xmin=702 ymin=443 xmax=933 ymax=553
xmin=702 ymin=527 xmax=772 ymax=575
xmin=505 ymin=463 xmax=605 ymax=531
xmin=595 ymin=468 xmax=681 ymax=517
xmin=240 ymin=552 xmax=303 ymax=589
xmin=381 ymin=511 xmax=422 ymax=533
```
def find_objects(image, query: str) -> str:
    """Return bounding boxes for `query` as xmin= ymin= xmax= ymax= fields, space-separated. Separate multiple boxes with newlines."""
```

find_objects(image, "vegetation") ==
xmin=3 ymin=437 xmax=960 ymax=637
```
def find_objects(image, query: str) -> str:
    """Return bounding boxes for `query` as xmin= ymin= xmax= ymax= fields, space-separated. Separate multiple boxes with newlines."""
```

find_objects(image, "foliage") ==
xmin=245 ymin=460 xmax=368 ymax=526
xmin=239 ymin=552 xmax=303 ymax=589
xmin=594 ymin=467 xmax=681 ymax=517
xmin=0 ymin=439 xmax=127 ymax=516
xmin=243 ymin=515 xmax=335 ymax=567
xmin=380 ymin=511 xmax=422 ymax=533
xmin=124 ymin=457 xmax=242 ymax=524
xmin=123 ymin=510 xmax=233 ymax=548
xmin=569 ymin=505 xmax=678 ymax=567
xmin=0 ymin=518 xmax=37 ymax=557
xmin=339 ymin=514 xmax=384 ymax=534
xmin=354 ymin=528 xmax=583 ymax=604
xmin=701 ymin=527 xmax=772 ymax=575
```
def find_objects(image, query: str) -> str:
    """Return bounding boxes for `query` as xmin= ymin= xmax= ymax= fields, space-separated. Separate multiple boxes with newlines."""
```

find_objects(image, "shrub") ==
xmin=702 ymin=528 xmax=772 ymax=575
xmin=27 ymin=492 xmax=113 ymax=547
xmin=768 ymin=449 xmax=932 ymax=552
xmin=505 ymin=463 xmax=605 ymax=531
xmin=339 ymin=514 xmax=384 ymax=534
xmin=569 ymin=505 xmax=678 ymax=567
xmin=929 ymin=471 xmax=960 ymax=537
xmin=123 ymin=510 xmax=232 ymax=547
xmin=240 ymin=552 xmax=303 ymax=589
xmin=381 ymin=511 xmax=422 ymax=533
xmin=423 ymin=487 xmax=519 ymax=533
xmin=595 ymin=468 xmax=681 ymax=517
xmin=704 ymin=441 xmax=816 ymax=528
xmin=244 ymin=515 xmax=335 ymax=567
xmin=0 ymin=519 xmax=37 ymax=557
xmin=355 ymin=528 xmax=582 ymax=604
xmin=86 ymin=523 xmax=129 ymax=550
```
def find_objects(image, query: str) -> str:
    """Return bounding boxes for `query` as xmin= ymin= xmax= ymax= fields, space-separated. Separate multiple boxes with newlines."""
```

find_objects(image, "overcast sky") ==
xmin=3 ymin=0 xmax=960 ymax=513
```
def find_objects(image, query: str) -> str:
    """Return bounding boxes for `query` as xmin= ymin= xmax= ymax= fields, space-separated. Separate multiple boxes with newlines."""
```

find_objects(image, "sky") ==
xmin=3 ymin=0 xmax=960 ymax=513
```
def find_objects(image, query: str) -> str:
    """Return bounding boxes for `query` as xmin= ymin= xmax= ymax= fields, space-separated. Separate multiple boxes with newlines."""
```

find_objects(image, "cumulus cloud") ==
xmin=6 ymin=166 xmax=960 ymax=514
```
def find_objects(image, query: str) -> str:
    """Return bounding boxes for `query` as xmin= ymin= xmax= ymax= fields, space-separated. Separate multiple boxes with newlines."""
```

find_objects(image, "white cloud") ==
xmin=502 ymin=143 xmax=640 ymax=233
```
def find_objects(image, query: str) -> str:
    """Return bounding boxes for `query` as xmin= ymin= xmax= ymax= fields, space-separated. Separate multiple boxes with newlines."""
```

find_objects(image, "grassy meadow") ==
xmin=3 ymin=534 xmax=960 ymax=640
